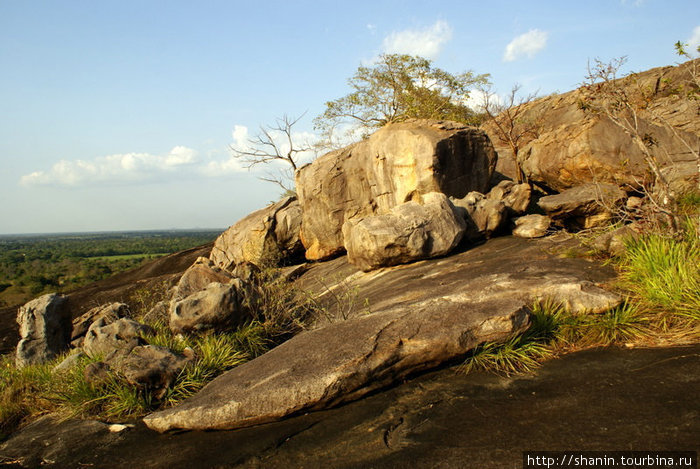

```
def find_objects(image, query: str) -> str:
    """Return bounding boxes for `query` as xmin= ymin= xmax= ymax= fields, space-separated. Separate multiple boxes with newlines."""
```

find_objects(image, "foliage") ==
xmin=314 ymin=54 xmax=490 ymax=140
xmin=617 ymin=221 xmax=700 ymax=320
xmin=0 ymin=230 xmax=219 ymax=308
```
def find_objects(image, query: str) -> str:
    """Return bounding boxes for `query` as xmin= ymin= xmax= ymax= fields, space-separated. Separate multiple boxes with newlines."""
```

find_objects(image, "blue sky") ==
xmin=1 ymin=0 xmax=698 ymax=234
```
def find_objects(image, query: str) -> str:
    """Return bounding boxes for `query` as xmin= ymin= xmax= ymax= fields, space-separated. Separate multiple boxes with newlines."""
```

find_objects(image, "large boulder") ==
xmin=483 ymin=59 xmax=700 ymax=191
xmin=210 ymin=196 xmax=303 ymax=270
xmin=15 ymin=294 xmax=71 ymax=367
xmin=114 ymin=345 xmax=190 ymax=398
xmin=296 ymin=120 xmax=497 ymax=260
xmin=83 ymin=317 xmax=152 ymax=361
xmin=173 ymin=257 xmax=235 ymax=300
xmin=342 ymin=192 xmax=466 ymax=271
xmin=144 ymin=235 xmax=622 ymax=433
xmin=538 ymin=183 xmax=626 ymax=229
xmin=169 ymin=281 xmax=249 ymax=335
xmin=144 ymin=298 xmax=530 ymax=432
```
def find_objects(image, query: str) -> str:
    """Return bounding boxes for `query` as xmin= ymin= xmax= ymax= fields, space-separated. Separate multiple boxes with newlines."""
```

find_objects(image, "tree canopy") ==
xmin=314 ymin=54 xmax=490 ymax=138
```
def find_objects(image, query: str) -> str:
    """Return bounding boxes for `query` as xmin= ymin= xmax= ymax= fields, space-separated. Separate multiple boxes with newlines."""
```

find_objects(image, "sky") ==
xmin=1 ymin=0 xmax=699 ymax=234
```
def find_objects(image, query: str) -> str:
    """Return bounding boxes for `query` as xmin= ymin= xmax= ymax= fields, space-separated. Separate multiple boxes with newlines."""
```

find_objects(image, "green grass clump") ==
xmin=618 ymin=225 xmax=700 ymax=320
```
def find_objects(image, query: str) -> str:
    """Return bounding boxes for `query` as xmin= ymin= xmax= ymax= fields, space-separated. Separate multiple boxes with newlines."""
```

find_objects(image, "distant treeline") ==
xmin=0 ymin=230 xmax=221 ymax=308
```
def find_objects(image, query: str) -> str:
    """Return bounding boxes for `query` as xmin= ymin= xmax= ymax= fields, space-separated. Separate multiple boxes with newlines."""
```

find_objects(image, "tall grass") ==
xmin=618 ymin=224 xmax=700 ymax=320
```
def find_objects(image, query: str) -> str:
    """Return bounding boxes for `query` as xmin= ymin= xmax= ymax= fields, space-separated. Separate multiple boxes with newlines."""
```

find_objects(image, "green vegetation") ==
xmin=461 ymin=218 xmax=699 ymax=377
xmin=0 ymin=230 xmax=220 ymax=308
xmin=314 ymin=53 xmax=490 ymax=141
xmin=0 ymin=263 xmax=323 ymax=440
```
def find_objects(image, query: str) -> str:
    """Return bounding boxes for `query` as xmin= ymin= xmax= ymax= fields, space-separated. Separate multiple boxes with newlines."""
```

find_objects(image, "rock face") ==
xmin=15 ymin=294 xmax=71 ymax=367
xmin=483 ymin=59 xmax=700 ymax=191
xmin=210 ymin=197 xmax=303 ymax=270
xmin=538 ymin=183 xmax=626 ymax=229
xmin=144 ymin=235 xmax=621 ymax=432
xmin=342 ymin=192 xmax=466 ymax=271
xmin=144 ymin=298 xmax=530 ymax=432
xmin=296 ymin=120 xmax=497 ymax=260
xmin=169 ymin=281 xmax=249 ymax=335
xmin=172 ymin=257 xmax=234 ymax=300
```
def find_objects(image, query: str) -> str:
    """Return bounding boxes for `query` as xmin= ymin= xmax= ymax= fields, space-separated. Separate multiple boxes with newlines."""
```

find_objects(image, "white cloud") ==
xmin=687 ymin=25 xmax=700 ymax=57
xmin=382 ymin=20 xmax=452 ymax=59
xmin=463 ymin=88 xmax=503 ymax=112
xmin=19 ymin=146 xmax=199 ymax=187
xmin=503 ymin=29 xmax=549 ymax=62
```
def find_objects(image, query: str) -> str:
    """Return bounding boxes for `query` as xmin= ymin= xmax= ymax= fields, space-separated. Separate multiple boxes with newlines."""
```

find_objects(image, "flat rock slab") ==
xmin=3 ymin=345 xmax=698 ymax=468
xmin=302 ymin=234 xmax=621 ymax=322
xmin=144 ymin=296 xmax=530 ymax=432
xmin=144 ymin=235 xmax=620 ymax=433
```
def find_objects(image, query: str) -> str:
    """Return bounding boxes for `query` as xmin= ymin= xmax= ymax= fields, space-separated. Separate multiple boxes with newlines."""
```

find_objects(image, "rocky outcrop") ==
xmin=210 ymin=197 xmax=303 ymax=270
xmin=538 ymin=183 xmax=626 ymax=229
xmin=483 ymin=59 xmax=700 ymax=191
xmin=144 ymin=297 xmax=530 ymax=432
xmin=512 ymin=214 xmax=551 ymax=238
xmin=172 ymin=257 xmax=234 ymax=300
xmin=296 ymin=120 xmax=497 ymax=260
xmin=169 ymin=281 xmax=249 ymax=335
xmin=144 ymin=235 xmax=621 ymax=432
xmin=342 ymin=192 xmax=465 ymax=271
xmin=15 ymin=294 xmax=71 ymax=367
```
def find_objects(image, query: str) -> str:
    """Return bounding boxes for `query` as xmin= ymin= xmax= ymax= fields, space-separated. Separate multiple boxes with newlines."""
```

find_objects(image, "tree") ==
xmin=580 ymin=52 xmax=700 ymax=234
xmin=229 ymin=113 xmax=316 ymax=192
xmin=478 ymin=84 xmax=542 ymax=184
xmin=314 ymin=54 xmax=490 ymax=139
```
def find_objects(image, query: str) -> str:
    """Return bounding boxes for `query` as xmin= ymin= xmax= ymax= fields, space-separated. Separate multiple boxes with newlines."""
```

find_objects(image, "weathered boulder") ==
xmin=538 ymin=183 xmax=626 ymax=229
xmin=71 ymin=302 xmax=129 ymax=342
xmin=483 ymin=60 xmax=700 ymax=192
xmin=342 ymin=192 xmax=465 ymax=271
xmin=173 ymin=257 xmax=234 ymax=300
xmin=15 ymin=293 xmax=71 ymax=367
xmin=210 ymin=196 xmax=303 ymax=270
xmin=487 ymin=180 xmax=531 ymax=215
xmin=83 ymin=317 xmax=152 ymax=360
xmin=83 ymin=361 xmax=113 ymax=386
xmin=296 ymin=120 xmax=497 ymax=260
xmin=451 ymin=192 xmax=507 ymax=241
xmin=144 ymin=297 xmax=530 ymax=432
xmin=169 ymin=281 xmax=249 ymax=335
xmin=512 ymin=214 xmax=552 ymax=238
xmin=114 ymin=345 xmax=189 ymax=398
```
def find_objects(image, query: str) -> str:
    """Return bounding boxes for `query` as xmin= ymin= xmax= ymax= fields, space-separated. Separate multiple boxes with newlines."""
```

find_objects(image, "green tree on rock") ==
xmin=314 ymin=54 xmax=489 ymax=141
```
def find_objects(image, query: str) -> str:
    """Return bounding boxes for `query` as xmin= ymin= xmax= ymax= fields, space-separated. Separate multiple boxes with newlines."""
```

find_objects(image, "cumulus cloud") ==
xmin=382 ymin=20 xmax=452 ymax=59
xmin=503 ymin=29 xmax=549 ymax=62
xmin=19 ymin=146 xmax=199 ymax=187
xmin=687 ymin=25 xmax=700 ymax=57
